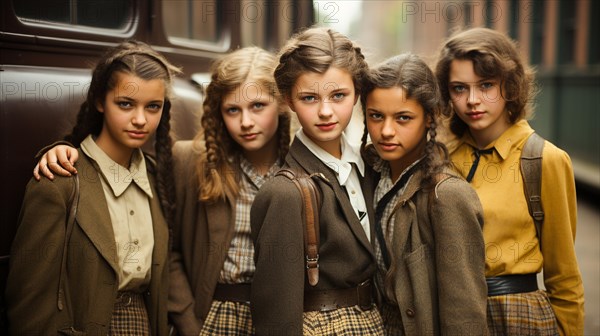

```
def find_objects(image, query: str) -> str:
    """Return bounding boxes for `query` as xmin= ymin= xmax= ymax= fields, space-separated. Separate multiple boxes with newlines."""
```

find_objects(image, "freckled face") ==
xmin=366 ymin=87 xmax=428 ymax=174
xmin=289 ymin=67 xmax=356 ymax=157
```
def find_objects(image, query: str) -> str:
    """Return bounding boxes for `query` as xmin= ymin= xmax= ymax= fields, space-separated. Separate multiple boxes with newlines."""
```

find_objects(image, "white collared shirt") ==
xmin=296 ymin=129 xmax=370 ymax=241
xmin=81 ymin=135 xmax=154 ymax=291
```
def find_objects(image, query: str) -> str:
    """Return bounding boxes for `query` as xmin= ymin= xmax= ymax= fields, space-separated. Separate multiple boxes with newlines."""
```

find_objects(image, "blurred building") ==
xmin=353 ymin=0 xmax=599 ymax=190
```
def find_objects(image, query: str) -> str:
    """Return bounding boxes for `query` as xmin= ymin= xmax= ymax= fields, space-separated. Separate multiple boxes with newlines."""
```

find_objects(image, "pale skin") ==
xmin=221 ymin=81 xmax=281 ymax=176
xmin=448 ymin=59 xmax=511 ymax=148
xmin=288 ymin=67 xmax=357 ymax=159
xmin=365 ymin=86 xmax=429 ymax=182
xmin=34 ymin=81 xmax=284 ymax=179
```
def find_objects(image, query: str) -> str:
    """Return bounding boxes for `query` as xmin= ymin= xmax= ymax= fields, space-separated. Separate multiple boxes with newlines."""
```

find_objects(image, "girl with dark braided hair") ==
xmin=360 ymin=53 xmax=487 ymax=335
xmin=7 ymin=40 xmax=178 ymax=335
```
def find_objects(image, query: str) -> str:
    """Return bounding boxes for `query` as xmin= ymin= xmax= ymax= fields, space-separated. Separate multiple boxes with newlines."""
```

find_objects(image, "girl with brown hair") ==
xmin=361 ymin=53 xmax=487 ymax=335
xmin=7 ymin=40 xmax=178 ymax=335
xmin=250 ymin=27 xmax=384 ymax=335
xmin=436 ymin=27 xmax=584 ymax=335
xmin=33 ymin=46 xmax=291 ymax=336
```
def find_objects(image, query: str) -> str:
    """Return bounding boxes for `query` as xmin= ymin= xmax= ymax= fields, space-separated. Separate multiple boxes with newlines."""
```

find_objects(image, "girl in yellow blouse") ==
xmin=435 ymin=27 xmax=584 ymax=336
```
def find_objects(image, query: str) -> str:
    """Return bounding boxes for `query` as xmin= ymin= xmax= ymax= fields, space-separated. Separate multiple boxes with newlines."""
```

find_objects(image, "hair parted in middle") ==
xmin=435 ymin=27 xmax=538 ymax=137
xmin=64 ymin=39 xmax=180 ymax=236
xmin=197 ymin=46 xmax=291 ymax=202
xmin=274 ymin=26 xmax=369 ymax=101
xmin=361 ymin=53 xmax=450 ymax=189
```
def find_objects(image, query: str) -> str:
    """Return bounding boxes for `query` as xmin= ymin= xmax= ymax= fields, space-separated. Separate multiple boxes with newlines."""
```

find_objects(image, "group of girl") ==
xmin=7 ymin=25 xmax=583 ymax=336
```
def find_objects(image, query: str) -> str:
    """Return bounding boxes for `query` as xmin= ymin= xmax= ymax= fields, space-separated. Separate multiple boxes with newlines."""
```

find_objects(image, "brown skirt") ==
xmin=108 ymin=292 xmax=150 ymax=335
xmin=303 ymin=304 xmax=384 ymax=336
xmin=487 ymin=290 xmax=559 ymax=336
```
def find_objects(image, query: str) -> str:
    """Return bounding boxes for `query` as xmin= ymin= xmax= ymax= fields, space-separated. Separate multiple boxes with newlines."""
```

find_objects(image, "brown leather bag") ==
xmin=275 ymin=169 xmax=325 ymax=286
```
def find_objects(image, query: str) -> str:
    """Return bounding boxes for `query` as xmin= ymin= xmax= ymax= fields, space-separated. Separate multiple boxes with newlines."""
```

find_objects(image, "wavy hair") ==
xmin=435 ymin=27 xmax=538 ymax=136
xmin=274 ymin=26 xmax=368 ymax=101
xmin=197 ymin=47 xmax=291 ymax=202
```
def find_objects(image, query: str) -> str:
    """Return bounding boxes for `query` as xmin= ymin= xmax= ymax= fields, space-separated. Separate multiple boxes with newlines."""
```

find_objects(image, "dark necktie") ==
xmin=374 ymin=162 xmax=420 ymax=269
xmin=466 ymin=148 xmax=494 ymax=182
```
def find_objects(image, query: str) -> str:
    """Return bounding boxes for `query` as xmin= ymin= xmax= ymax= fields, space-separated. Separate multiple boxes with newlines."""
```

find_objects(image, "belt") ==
xmin=115 ymin=291 xmax=144 ymax=307
xmin=213 ymin=283 xmax=251 ymax=303
xmin=303 ymin=280 xmax=374 ymax=312
xmin=486 ymin=273 xmax=538 ymax=296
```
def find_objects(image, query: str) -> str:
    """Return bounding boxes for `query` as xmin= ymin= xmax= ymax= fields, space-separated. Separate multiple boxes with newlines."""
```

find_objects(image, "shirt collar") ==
xmin=460 ymin=119 xmax=534 ymax=160
xmin=295 ymin=128 xmax=365 ymax=184
xmin=81 ymin=135 xmax=153 ymax=198
xmin=240 ymin=156 xmax=281 ymax=189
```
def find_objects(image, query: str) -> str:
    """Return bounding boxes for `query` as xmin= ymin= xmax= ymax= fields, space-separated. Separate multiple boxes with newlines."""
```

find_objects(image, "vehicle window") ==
xmin=162 ymin=0 xmax=219 ymax=44
xmin=14 ymin=0 xmax=131 ymax=29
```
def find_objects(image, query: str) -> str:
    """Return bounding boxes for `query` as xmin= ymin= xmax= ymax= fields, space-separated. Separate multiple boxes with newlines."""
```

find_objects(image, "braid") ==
xmin=154 ymin=102 xmax=176 ymax=250
xmin=421 ymin=118 xmax=450 ymax=190
xmin=277 ymin=113 xmax=291 ymax=162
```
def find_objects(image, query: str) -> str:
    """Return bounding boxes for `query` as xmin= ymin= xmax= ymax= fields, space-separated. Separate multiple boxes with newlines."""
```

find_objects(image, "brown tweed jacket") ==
xmin=6 ymin=149 xmax=169 ymax=335
xmin=250 ymin=138 xmax=378 ymax=335
xmin=384 ymin=167 xmax=488 ymax=335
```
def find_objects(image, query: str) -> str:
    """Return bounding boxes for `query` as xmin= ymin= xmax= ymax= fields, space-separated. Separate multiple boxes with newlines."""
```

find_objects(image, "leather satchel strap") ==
xmin=520 ymin=132 xmax=545 ymax=245
xmin=57 ymin=174 xmax=80 ymax=310
xmin=276 ymin=169 xmax=322 ymax=286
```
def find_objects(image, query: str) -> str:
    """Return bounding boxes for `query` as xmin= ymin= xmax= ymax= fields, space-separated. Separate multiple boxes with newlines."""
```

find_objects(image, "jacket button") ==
xmin=406 ymin=309 xmax=415 ymax=317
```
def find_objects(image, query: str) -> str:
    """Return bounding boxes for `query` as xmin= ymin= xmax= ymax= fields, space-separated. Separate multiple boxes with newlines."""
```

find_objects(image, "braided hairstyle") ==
xmin=274 ymin=26 xmax=368 ymax=102
xmin=435 ymin=27 xmax=538 ymax=136
xmin=197 ymin=47 xmax=290 ymax=202
xmin=360 ymin=53 xmax=450 ymax=189
xmin=64 ymin=40 xmax=180 ymax=241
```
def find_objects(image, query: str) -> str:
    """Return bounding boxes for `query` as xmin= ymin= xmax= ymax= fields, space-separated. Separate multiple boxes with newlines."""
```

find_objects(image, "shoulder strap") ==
xmin=57 ymin=174 xmax=80 ymax=310
xmin=275 ymin=169 xmax=322 ymax=286
xmin=520 ymin=132 xmax=545 ymax=243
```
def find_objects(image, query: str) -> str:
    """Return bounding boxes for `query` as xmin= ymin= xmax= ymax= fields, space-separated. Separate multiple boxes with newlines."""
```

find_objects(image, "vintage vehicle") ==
xmin=0 ymin=0 xmax=313 ymax=330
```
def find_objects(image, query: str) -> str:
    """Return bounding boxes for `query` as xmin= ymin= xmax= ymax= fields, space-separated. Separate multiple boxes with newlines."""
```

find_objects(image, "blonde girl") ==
xmin=361 ymin=53 xmax=487 ymax=335
xmin=7 ymin=40 xmax=178 ymax=335
xmin=168 ymin=47 xmax=290 ymax=336
xmin=436 ymin=27 xmax=584 ymax=335
xmin=250 ymin=27 xmax=384 ymax=335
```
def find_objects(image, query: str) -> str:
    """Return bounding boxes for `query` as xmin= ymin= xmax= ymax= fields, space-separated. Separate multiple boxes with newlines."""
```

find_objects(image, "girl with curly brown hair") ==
xmin=436 ymin=27 xmax=584 ymax=336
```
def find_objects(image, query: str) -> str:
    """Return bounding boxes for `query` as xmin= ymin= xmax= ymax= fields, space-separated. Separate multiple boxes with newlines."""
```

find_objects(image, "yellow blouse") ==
xmin=450 ymin=120 xmax=584 ymax=335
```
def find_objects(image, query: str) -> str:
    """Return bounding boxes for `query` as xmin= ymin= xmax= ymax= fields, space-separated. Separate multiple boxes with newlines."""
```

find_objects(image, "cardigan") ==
xmin=250 ymin=138 xmax=378 ymax=335
xmin=383 ymin=167 xmax=488 ymax=335
xmin=6 ymin=149 xmax=169 ymax=335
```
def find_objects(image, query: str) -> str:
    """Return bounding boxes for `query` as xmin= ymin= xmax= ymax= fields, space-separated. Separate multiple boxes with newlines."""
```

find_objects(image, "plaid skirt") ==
xmin=487 ymin=290 xmax=559 ymax=336
xmin=380 ymin=302 xmax=404 ymax=336
xmin=303 ymin=304 xmax=384 ymax=336
xmin=199 ymin=300 xmax=254 ymax=336
xmin=108 ymin=292 xmax=150 ymax=335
